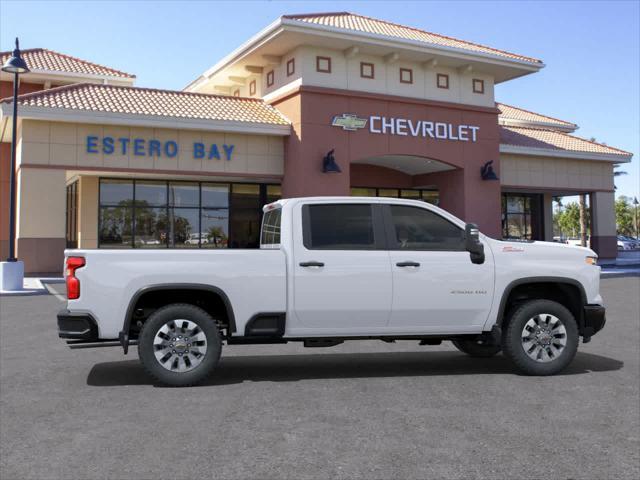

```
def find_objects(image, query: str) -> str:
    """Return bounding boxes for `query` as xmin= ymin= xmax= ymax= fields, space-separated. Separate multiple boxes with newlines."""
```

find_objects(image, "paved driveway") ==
xmin=1 ymin=276 xmax=638 ymax=480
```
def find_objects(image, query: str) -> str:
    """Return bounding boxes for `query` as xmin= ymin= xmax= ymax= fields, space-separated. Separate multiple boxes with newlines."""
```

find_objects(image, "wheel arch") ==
xmin=121 ymin=284 xmax=236 ymax=345
xmin=496 ymin=277 xmax=587 ymax=331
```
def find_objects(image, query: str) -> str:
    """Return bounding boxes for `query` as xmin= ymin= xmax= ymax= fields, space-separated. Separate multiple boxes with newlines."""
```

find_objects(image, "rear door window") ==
xmin=303 ymin=204 xmax=377 ymax=250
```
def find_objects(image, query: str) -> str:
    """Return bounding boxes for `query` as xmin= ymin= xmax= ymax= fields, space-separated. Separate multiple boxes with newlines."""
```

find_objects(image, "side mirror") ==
xmin=465 ymin=223 xmax=485 ymax=265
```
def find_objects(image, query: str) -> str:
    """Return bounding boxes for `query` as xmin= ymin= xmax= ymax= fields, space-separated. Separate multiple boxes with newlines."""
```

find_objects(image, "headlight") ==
xmin=585 ymin=256 xmax=598 ymax=265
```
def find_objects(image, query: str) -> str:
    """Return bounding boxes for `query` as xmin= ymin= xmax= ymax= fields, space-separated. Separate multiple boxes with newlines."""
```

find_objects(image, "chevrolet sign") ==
xmin=331 ymin=114 xmax=368 ymax=131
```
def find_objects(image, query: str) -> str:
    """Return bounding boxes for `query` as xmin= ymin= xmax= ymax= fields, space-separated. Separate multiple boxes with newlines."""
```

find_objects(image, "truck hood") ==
xmin=489 ymin=239 xmax=597 ymax=259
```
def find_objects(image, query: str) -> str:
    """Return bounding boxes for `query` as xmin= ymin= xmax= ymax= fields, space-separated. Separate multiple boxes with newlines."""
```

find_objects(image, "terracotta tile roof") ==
xmin=283 ymin=12 xmax=542 ymax=65
xmin=497 ymin=103 xmax=576 ymax=129
xmin=1 ymin=83 xmax=290 ymax=125
xmin=500 ymin=125 xmax=631 ymax=157
xmin=0 ymin=48 xmax=135 ymax=79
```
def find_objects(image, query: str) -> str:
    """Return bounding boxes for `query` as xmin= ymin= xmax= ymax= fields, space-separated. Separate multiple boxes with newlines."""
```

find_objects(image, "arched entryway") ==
xmin=350 ymin=154 xmax=469 ymax=219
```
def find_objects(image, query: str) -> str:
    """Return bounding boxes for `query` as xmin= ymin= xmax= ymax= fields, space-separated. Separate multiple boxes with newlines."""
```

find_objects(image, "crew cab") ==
xmin=58 ymin=197 xmax=606 ymax=386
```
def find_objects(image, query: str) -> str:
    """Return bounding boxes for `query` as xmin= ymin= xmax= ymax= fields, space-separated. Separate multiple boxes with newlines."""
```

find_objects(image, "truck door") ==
xmin=384 ymin=204 xmax=494 ymax=332
xmin=291 ymin=202 xmax=392 ymax=333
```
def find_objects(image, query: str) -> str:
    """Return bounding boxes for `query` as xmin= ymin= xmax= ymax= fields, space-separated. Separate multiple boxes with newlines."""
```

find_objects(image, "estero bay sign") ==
xmin=332 ymin=114 xmax=480 ymax=142
xmin=86 ymin=136 xmax=236 ymax=160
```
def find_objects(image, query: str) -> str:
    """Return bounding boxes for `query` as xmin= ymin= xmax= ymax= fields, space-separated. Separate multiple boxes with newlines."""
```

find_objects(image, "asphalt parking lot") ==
xmin=1 ymin=276 xmax=639 ymax=480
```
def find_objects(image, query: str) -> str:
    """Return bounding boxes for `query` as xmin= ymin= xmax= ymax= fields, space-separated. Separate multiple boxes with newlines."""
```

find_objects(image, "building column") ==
xmin=590 ymin=191 xmax=617 ymax=260
xmin=542 ymin=194 xmax=554 ymax=242
xmin=16 ymin=167 xmax=67 ymax=273
xmin=78 ymin=176 xmax=99 ymax=248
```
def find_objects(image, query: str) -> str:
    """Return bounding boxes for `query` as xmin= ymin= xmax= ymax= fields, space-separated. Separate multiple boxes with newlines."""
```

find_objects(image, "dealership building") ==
xmin=0 ymin=12 xmax=632 ymax=273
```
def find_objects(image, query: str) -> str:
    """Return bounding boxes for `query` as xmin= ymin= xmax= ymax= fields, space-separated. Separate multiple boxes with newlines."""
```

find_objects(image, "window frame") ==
xmin=301 ymin=203 xmax=386 ymax=251
xmin=316 ymin=56 xmax=331 ymax=73
xmin=360 ymin=62 xmax=375 ymax=79
xmin=98 ymin=178 xmax=280 ymax=249
xmin=399 ymin=67 xmax=413 ymax=84
xmin=286 ymin=58 xmax=295 ymax=77
xmin=437 ymin=73 xmax=449 ymax=89
xmin=249 ymin=80 xmax=256 ymax=96
xmin=381 ymin=204 xmax=466 ymax=252
xmin=266 ymin=70 xmax=274 ymax=87
xmin=472 ymin=78 xmax=485 ymax=94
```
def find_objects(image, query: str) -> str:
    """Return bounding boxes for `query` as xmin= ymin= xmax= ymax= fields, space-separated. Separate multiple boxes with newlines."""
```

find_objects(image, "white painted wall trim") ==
xmin=0 ymin=104 xmax=291 ymax=136
xmin=499 ymin=144 xmax=632 ymax=163
xmin=499 ymin=117 xmax=577 ymax=133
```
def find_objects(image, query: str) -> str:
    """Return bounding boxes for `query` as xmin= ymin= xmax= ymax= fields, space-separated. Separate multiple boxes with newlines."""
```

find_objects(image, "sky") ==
xmin=1 ymin=0 xmax=638 ymax=200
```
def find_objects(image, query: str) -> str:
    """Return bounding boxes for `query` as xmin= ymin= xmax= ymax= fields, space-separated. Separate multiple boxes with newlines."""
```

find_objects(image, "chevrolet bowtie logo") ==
xmin=331 ymin=114 xmax=367 ymax=131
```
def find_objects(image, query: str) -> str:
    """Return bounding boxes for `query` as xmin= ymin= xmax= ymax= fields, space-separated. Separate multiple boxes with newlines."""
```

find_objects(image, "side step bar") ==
xmin=66 ymin=339 xmax=138 ymax=349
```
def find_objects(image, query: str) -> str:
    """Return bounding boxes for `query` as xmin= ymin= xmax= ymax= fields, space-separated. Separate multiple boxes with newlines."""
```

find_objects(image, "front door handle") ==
xmin=299 ymin=261 xmax=325 ymax=267
xmin=396 ymin=261 xmax=420 ymax=267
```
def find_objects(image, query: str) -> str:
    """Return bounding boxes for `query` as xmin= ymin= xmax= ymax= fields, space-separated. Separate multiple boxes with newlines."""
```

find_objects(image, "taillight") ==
xmin=65 ymin=256 xmax=85 ymax=300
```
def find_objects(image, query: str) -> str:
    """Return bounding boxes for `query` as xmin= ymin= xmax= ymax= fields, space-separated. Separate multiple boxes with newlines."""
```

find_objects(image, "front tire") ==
xmin=138 ymin=303 xmax=222 ymax=387
xmin=502 ymin=299 xmax=578 ymax=376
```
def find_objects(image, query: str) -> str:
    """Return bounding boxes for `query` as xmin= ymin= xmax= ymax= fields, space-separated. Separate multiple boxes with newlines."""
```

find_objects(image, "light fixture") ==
xmin=480 ymin=160 xmax=498 ymax=181
xmin=322 ymin=149 xmax=341 ymax=173
xmin=2 ymin=38 xmax=30 ymax=74
xmin=0 ymin=38 xmax=29 ymax=292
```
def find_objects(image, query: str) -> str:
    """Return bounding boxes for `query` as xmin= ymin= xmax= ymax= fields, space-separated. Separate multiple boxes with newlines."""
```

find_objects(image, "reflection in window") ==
xmin=134 ymin=207 xmax=166 ymax=247
xmin=389 ymin=205 xmax=464 ymax=251
xmin=98 ymin=179 xmax=279 ymax=249
xmin=99 ymin=205 xmax=133 ymax=248
xmin=201 ymin=209 xmax=229 ymax=248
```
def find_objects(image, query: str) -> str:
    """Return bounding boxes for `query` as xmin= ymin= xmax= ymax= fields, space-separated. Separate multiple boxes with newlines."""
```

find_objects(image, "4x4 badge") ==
xmin=331 ymin=114 xmax=368 ymax=131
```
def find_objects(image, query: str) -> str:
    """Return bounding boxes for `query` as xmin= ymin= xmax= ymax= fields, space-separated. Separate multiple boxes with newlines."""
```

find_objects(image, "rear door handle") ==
xmin=299 ymin=261 xmax=325 ymax=267
xmin=396 ymin=261 xmax=420 ymax=267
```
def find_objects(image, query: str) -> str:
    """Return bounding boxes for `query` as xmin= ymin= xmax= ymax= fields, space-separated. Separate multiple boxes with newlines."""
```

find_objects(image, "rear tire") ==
xmin=502 ymin=299 xmax=578 ymax=376
xmin=138 ymin=303 xmax=222 ymax=387
xmin=452 ymin=338 xmax=501 ymax=357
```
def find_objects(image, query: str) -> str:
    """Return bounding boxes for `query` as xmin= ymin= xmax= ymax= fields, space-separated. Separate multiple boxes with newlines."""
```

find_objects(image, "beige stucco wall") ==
xmin=260 ymin=46 xmax=495 ymax=107
xmin=591 ymin=191 xmax=616 ymax=237
xmin=78 ymin=176 xmax=98 ymax=248
xmin=18 ymin=120 xmax=284 ymax=176
xmin=500 ymin=154 xmax=615 ymax=191
xmin=16 ymin=167 xmax=66 ymax=238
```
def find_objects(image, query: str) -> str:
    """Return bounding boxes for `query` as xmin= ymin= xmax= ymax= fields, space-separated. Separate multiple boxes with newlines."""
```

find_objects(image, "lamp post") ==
xmin=634 ymin=197 xmax=639 ymax=241
xmin=0 ymin=38 xmax=29 ymax=292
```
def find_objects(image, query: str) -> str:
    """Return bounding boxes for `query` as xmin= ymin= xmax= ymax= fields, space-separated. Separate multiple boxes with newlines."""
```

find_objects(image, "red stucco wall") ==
xmin=270 ymin=86 xmax=502 ymax=237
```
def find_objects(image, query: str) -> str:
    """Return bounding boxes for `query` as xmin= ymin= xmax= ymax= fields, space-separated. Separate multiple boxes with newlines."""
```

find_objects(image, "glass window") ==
xmin=351 ymin=188 xmax=377 ymax=197
xmin=202 ymin=183 xmax=229 ymax=208
xmin=169 ymin=182 xmax=199 ymax=207
xmin=230 ymin=184 xmax=261 ymax=248
xmin=201 ymin=208 xmax=229 ymax=248
xmin=100 ymin=179 xmax=133 ymax=206
xmin=168 ymin=208 xmax=200 ymax=248
xmin=304 ymin=204 xmax=375 ymax=250
xmin=135 ymin=181 xmax=166 ymax=207
xmin=135 ymin=207 xmax=167 ymax=247
xmin=99 ymin=206 xmax=133 ymax=248
xmin=389 ymin=205 xmax=464 ymax=251
xmin=400 ymin=189 xmax=421 ymax=200
xmin=98 ymin=179 xmax=279 ymax=249
xmin=261 ymin=208 xmax=281 ymax=246
xmin=422 ymin=191 xmax=439 ymax=206
xmin=378 ymin=189 xmax=399 ymax=198
xmin=266 ymin=185 xmax=281 ymax=205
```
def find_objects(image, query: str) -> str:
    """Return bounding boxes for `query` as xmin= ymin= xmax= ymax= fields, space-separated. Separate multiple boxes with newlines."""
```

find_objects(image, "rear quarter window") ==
xmin=260 ymin=208 xmax=281 ymax=247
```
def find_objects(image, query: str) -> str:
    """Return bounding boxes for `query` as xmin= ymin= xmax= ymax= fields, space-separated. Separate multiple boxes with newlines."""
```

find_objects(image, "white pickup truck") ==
xmin=58 ymin=197 xmax=606 ymax=386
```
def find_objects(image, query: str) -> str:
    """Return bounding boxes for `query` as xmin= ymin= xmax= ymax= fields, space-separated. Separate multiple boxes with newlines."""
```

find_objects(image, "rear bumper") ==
xmin=57 ymin=309 xmax=98 ymax=341
xmin=582 ymin=304 xmax=606 ymax=341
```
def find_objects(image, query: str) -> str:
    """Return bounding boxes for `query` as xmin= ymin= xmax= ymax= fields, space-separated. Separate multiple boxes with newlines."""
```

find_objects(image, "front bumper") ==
xmin=582 ymin=304 xmax=606 ymax=342
xmin=57 ymin=309 xmax=98 ymax=341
